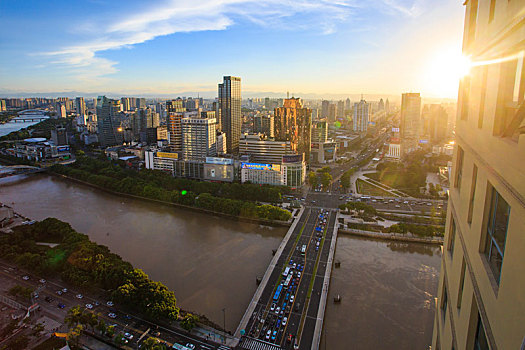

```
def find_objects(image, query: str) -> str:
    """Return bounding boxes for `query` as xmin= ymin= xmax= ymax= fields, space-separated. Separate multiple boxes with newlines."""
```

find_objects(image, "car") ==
xmin=280 ymin=308 xmax=284 ymax=315
xmin=403 ymin=201 xmax=409 ymax=204
xmin=93 ymin=301 xmax=100 ymax=306
xmin=294 ymin=343 xmax=300 ymax=349
xmin=106 ymin=301 xmax=114 ymax=307
xmin=315 ymin=246 xmax=319 ymax=251
xmin=124 ymin=315 xmax=131 ymax=320
xmin=266 ymin=330 xmax=271 ymax=340
xmin=124 ymin=332 xmax=134 ymax=340
xmin=427 ymin=202 xmax=432 ymax=206
xmin=283 ymin=317 xmax=288 ymax=326
xmin=56 ymin=290 xmax=63 ymax=295
xmin=62 ymin=288 xmax=68 ymax=293
xmin=276 ymin=319 xmax=281 ymax=328
xmin=270 ymin=303 xmax=276 ymax=311
xmin=272 ymin=330 xmax=278 ymax=341
xmin=76 ymin=294 xmax=83 ymax=299
xmin=275 ymin=306 xmax=280 ymax=314
xmin=39 ymin=279 xmax=46 ymax=284
xmin=185 ymin=343 xmax=195 ymax=350
xmin=297 ymin=272 xmax=301 ymax=278
xmin=287 ymin=333 xmax=293 ymax=342
xmin=85 ymin=304 xmax=93 ymax=309
xmin=108 ymin=313 xmax=117 ymax=318
xmin=34 ymin=293 xmax=39 ymax=299
xmin=289 ymin=259 xmax=293 ymax=265
xmin=290 ymin=295 xmax=294 ymax=303
xmin=22 ymin=275 xmax=29 ymax=280
xmin=395 ymin=205 xmax=401 ymax=208
xmin=57 ymin=303 xmax=66 ymax=309
xmin=292 ymin=263 xmax=297 ymax=269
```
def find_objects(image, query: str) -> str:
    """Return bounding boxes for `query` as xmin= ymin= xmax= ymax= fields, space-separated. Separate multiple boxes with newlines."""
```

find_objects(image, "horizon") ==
xmin=0 ymin=0 xmax=465 ymax=99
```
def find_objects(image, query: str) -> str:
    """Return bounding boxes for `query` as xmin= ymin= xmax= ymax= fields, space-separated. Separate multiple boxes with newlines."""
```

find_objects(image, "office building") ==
xmin=432 ymin=1 xmax=525 ymax=349
xmin=321 ymin=100 xmax=330 ymax=119
xmin=311 ymin=121 xmax=328 ymax=143
xmin=56 ymin=103 xmax=66 ymax=118
xmin=167 ymin=112 xmax=183 ymax=152
xmin=0 ymin=99 xmax=6 ymax=112
xmin=121 ymin=98 xmax=131 ymax=112
xmin=216 ymin=131 xmax=227 ymax=155
xmin=253 ymin=114 xmax=274 ymax=138
xmin=96 ymin=96 xmax=123 ymax=147
xmin=378 ymin=98 xmax=385 ymax=111
xmin=132 ymin=108 xmax=159 ymax=138
xmin=218 ymin=76 xmax=241 ymax=154
xmin=400 ymin=92 xmax=422 ymax=155
xmin=337 ymin=100 xmax=345 ymax=119
xmin=427 ymin=104 xmax=449 ymax=143
xmin=75 ymin=97 xmax=86 ymax=124
xmin=181 ymin=115 xmax=217 ymax=160
xmin=239 ymin=134 xmax=293 ymax=164
xmin=51 ymin=127 xmax=68 ymax=146
xmin=274 ymin=97 xmax=312 ymax=161
xmin=353 ymin=99 xmax=370 ymax=133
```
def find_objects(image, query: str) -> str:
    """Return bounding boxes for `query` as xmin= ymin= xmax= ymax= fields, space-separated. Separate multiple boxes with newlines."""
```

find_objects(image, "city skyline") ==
xmin=1 ymin=0 xmax=465 ymax=98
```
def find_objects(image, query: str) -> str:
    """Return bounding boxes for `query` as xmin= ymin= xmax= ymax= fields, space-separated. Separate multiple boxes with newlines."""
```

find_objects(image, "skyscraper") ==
xmin=400 ymin=92 xmax=422 ymax=155
xmin=311 ymin=121 xmax=328 ymax=143
xmin=337 ymin=100 xmax=345 ymax=119
xmin=181 ymin=115 xmax=217 ymax=160
xmin=432 ymin=1 xmax=525 ymax=349
xmin=166 ymin=112 xmax=183 ymax=152
xmin=75 ymin=97 xmax=86 ymax=124
xmin=218 ymin=76 xmax=241 ymax=154
xmin=353 ymin=99 xmax=370 ymax=133
xmin=321 ymin=100 xmax=330 ymax=119
xmin=274 ymin=97 xmax=312 ymax=161
xmin=253 ymin=114 xmax=274 ymax=138
xmin=96 ymin=96 xmax=122 ymax=147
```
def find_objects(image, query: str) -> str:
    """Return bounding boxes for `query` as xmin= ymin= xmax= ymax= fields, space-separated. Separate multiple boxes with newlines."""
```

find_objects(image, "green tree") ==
xmin=320 ymin=172 xmax=332 ymax=189
xmin=67 ymin=324 xmax=83 ymax=348
xmin=180 ymin=313 xmax=199 ymax=331
xmin=142 ymin=337 xmax=165 ymax=350
xmin=308 ymin=171 xmax=318 ymax=188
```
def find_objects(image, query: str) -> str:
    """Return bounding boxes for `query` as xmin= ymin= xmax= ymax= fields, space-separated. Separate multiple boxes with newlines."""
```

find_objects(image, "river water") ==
xmin=0 ymin=120 xmax=39 ymax=137
xmin=0 ymin=174 xmax=441 ymax=347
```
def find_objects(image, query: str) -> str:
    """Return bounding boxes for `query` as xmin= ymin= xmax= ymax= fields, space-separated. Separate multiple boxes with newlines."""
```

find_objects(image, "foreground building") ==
xmin=274 ymin=97 xmax=312 ymax=161
xmin=218 ymin=76 xmax=241 ymax=154
xmin=96 ymin=96 xmax=123 ymax=148
xmin=432 ymin=1 xmax=525 ymax=349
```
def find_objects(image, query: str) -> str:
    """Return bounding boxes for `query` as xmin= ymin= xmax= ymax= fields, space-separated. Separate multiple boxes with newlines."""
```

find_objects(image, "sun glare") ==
xmin=423 ymin=49 xmax=471 ymax=98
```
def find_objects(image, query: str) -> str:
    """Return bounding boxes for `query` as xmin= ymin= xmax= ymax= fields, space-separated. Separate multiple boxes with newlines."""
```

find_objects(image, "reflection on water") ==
xmin=0 ymin=174 xmax=286 ymax=327
xmin=321 ymin=236 xmax=441 ymax=350
xmin=0 ymin=120 xmax=39 ymax=137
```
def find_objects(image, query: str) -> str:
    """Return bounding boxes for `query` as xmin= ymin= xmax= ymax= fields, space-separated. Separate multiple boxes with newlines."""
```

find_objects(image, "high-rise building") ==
xmin=132 ymin=108 xmax=159 ymax=139
xmin=56 ymin=103 xmax=66 ymax=118
xmin=345 ymin=98 xmax=351 ymax=112
xmin=0 ymin=99 xmax=6 ymax=112
xmin=75 ymin=97 xmax=86 ymax=124
xmin=400 ymin=92 xmax=422 ymax=155
xmin=385 ymin=98 xmax=390 ymax=114
xmin=51 ymin=127 xmax=68 ymax=146
xmin=274 ymin=97 xmax=312 ymax=161
xmin=239 ymin=134 xmax=293 ymax=164
xmin=336 ymin=100 xmax=345 ymax=119
xmin=96 ymin=96 xmax=123 ymax=147
xmin=353 ymin=99 xmax=370 ymax=133
xmin=181 ymin=115 xmax=217 ymax=160
xmin=378 ymin=98 xmax=385 ymax=111
xmin=432 ymin=1 xmax=525 ymax=349
xmin=253 ymin=114 xmax=274 ymax=138
xmin=321 ymin=100 xmax=330 ymax=119
xmin=328 ymin=103 xmax=336 ymax=123
xmin=427 ymin=104 xmax=449 ymax=143
xmin=218 ymin=76 xmax=241 ymax=154
xmin=311 ymin=121 xmax=328 ymax=143
xmin=121 ymin=98 xmax=131 ymax=112
xmin=166 ymin=112 xmax=183 ymax=152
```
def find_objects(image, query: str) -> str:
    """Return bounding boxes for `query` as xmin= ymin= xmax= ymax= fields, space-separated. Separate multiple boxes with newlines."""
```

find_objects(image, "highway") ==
xmin=238 ymin=207 xmax=337 ymax=350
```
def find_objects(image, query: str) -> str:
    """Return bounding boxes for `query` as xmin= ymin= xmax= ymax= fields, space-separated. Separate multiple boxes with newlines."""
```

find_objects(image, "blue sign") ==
xmin=206 ymin=157 xmax=233 ymax=165
xmin=419 ymin=139 xmax=428 ymax=144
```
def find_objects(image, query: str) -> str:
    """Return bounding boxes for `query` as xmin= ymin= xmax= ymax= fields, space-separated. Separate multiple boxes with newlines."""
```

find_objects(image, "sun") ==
xmin=423 ymin=48 xmax=472 ymax=98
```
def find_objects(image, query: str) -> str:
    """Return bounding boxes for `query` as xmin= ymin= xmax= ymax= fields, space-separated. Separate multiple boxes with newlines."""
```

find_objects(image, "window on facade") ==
xmin=457 ymin=259 xmax=466 ymax=309
xmin=484 ymin=187 xmax=510 ymax=284
xmin=468 ymin=164 xmax=478 ymax=224
xmin=478 ymin=66 xmax=488 ymax=129
xmin=449 ymin=218 xmax=456 ymax=256
xmin=455 ymin=146 xmax=464 ymax=190
xmin=466 ymin=0 xmax=478 ymax=48
xmin=488 ymin=0 xmax=496 ymax=23
xmin=495 ymin=57 xmax=525 ymax=139
xmin=474 ymin=314 xmax=489 ymax=350
xmin=442 ymin=284 xmax=448 ymax=322
xmin=461 ymin=77 xmax=471 ymax=121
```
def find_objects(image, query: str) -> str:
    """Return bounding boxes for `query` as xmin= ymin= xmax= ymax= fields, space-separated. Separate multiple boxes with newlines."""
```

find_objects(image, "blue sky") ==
xmin=0 ymin=0 xmax=465 ymax=98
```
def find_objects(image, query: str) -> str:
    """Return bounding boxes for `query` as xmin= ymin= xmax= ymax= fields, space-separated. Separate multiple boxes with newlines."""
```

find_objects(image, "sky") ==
xmin=0 ymin=0 xmax=466 ymax=99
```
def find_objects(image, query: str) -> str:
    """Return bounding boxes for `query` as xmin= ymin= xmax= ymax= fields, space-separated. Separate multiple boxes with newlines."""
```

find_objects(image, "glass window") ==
xmin=442 ymin=284 xmax=448 ymax=322
xmin=468 ymin=164 xmax=478 ymax=224
xmin=489 ymin=0 xmax=496 ymax=23
xmin=457 ymin=259 xmax=466 ymax=309
xmin=474 ymin=314 xmax=489 ymax=350
xmin=484 ymin=188 xmax=510 ymax=284
xmin=455 ymin=146 xmax=464 ymax=190
xmin=449 ymin=218 xmax=456 ymax=256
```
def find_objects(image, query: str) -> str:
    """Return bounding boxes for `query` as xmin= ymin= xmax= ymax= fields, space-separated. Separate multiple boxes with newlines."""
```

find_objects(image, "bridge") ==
xmin=12 ymin=109 xmax=50 ymax=123
xmin=0 ymin=165 xmax=46 ymax=178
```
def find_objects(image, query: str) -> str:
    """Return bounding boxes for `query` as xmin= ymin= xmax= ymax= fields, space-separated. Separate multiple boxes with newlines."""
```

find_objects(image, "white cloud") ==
xmin=40 ymin=0 xmax=425 ymax=82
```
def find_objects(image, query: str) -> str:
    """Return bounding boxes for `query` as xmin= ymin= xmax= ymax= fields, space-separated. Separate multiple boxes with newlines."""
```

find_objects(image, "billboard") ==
xmin=56 ymin=145 xmax=70 ymax=152
xmin=157 ymin=152 xmax=178 ymax=159
xmin=392 ymin=127 xmax=400 ymax=132
xmin=241 ymin=163 xmax=281 ymax=172
xmin=282 ymin=154 xmax=304 ymax=163
xmin=419 ymin=139 xmax=429 ymax=144
xmin=206 ymin=157 xmax=233 ymax=165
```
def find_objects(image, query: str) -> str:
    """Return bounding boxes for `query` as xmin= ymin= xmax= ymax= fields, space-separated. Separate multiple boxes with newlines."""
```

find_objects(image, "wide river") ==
xmin=0 ymin=174 xmax=441 ymax=347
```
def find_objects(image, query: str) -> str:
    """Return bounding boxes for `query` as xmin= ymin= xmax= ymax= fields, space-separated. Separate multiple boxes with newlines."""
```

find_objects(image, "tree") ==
xmin=180 ymin=313 xmax=199 ymax=331
xmin=106 ymin=325 xmax=116 ymax=338
xmin=67 ymin=324 xmax=84 ymax=348
xmin=308 ymin=172 xmax=318 ymax=189
xmin=142 ymin=337 xmax=164 ymax=350
xmin=340 ymin=171 xmax=352 ymax=190
xmin=320 ymin=172 xmax=332 ymax=189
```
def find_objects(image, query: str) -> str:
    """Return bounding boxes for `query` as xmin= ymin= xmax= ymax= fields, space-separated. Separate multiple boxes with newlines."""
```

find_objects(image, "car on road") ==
xmin=427 ymin=202 xmax=432 ymax=206
xmin=22 ymin=275 xmax=29 ymax=280
xmin=290 ymin=295 xmax=294 ymax=303
xmin=39 ymin=279 xmax=46 ymax=284
xmin=108 ymin=313 xmax=117 ymax=318
xmin=275 ymin=306 xmax=280 ymax=314
xmin=45 ymin=296 xmax=53 ymax=303
xmin=276 ymin=319 xmax=281 ymax=328
xmin=283 ymin=317 xmax=288 ymax=326
xmin=185 ymin=343 xmax=195 ymax=350
xmin=57 ymin=303 xmax=66 ymax=309
xmin=297 ymin=272 xmax=301 ymax=278
xmin=271 ymin=330 xmax=277 ymax=341
xmin=270 ymin=303 xmax=276 ymax=311
xmin=85 ymin=304 xmax=93 ymax=309
xmin=395 ymin=205 xmax=400 ymax=208
xmin=56 ymin=290 xmax=63 ymax=295
xmin=124 ymin=332 xmax=134 ymax=340
xmin=266 ymin=330 xmax=271 ymax=340
xmin=76 ymin=294 xmax=83 ymax=299
xmin=62 ymin=288 xmax=68 ymax=293
xmin=107 ymin=301 xmax=114 ymax=306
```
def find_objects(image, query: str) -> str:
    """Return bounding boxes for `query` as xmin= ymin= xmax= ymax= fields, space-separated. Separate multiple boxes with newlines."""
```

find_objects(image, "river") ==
xmin=0 ymin=174 xmax=441 ymax=347
xmin=0 ymin=120 xmax=39 ymax=137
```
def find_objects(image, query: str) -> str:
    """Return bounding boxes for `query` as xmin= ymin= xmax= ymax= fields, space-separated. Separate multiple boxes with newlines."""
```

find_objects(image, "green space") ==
xmin=52 ymin=155 xmax=291 ymax=222
xmin=355 ymin=178 xmax=393 ymax=197
xmin=308 ymin=166 xmax=332 ymax=189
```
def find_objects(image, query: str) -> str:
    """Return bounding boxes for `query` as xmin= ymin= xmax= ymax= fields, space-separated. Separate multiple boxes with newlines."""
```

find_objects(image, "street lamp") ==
xmin=222 ymin=308 xmax=226 ymax=344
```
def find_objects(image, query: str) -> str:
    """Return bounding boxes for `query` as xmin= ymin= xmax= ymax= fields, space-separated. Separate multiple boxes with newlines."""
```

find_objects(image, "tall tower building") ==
xmin=432 ymin=1 xmax=525 ymax=349
xmin=400 ymin=92 xmax=422 ymax=155
xmin=167 ymin=112 xmax=183 ymax=152
xmin=311 ymin=121 xmax=328 ymax=143
xmin=336 ymin=100 xmax=345 ymax=119
xmin=353 ymin=99 xmax=370 ymax=133
xmin=96 ymin=96 xmax=122 ymax=147
xmin=218 ymin=76 xmax=241 ymax=154
xmin=75 ymin=97 xmax=86 ymax=124
xmin=274 ymin=97 xmax=312 ymax=161
xmin=181 ymin=115 xmax=217 ymax=160
xmin=253 ymin=114 xmax=274 ymax=138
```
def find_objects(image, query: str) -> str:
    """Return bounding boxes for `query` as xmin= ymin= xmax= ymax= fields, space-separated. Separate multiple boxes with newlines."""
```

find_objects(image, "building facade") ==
xmin=253 ymin=114 xmax=274 ymax=138
xmin=400 ymin=92 xmax=422 ymax=155
xmin=274 ymin=97 xmax=312 ymax=162
xmin=432 ymin=1 xmax=525 ymax=349
xmin=218 ymin=76 xmax=241 ymax=154
xmin=239 ymin=134 xmax=293 ymax=164
xmin=353 ymin=99 xmax=370 ymax=133
xmin=96 ymin=96 xmax=123 ymax=148
xmin=181 ymin=116 xmax=217 ymax=160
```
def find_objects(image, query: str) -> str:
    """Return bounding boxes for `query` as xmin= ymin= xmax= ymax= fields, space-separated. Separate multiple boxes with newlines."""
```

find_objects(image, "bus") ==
xmin=283 ymin=267 xmax=291 ymax=277
xmin=273 ymin=284 xmax=283 ymax=302
xmin=172 ymin=344 xmax=193 ymax=350
xmin=301 ymin=245 xmax=307 ymax=256
xmin=283 ymin=274 xmax=293 ymax=288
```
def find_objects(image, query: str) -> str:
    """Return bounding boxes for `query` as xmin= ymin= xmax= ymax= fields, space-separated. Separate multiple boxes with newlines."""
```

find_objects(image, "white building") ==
xmin=181 ymin=116 xmax=217 ymax=160
xmin=353 ymin=99 xmax=369 ymax=133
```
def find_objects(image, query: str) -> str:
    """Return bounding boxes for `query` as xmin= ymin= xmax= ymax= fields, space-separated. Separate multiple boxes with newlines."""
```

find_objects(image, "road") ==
xmin=0 ymin=260 xmax=231 ymax=350
xmin=238 ymin=207 xmax=337 ymax=350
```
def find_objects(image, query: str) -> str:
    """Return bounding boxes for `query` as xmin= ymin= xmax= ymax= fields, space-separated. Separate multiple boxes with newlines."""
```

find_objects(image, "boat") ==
xmin=334 ymin=294 xmax=341 ymax=303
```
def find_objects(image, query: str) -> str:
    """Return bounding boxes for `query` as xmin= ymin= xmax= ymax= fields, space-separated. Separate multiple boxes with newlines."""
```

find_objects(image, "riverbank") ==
xmin=338 ymin=227 xmax=444 ymax=245
xmin=50 ymin=171 xmax=293 ymax=227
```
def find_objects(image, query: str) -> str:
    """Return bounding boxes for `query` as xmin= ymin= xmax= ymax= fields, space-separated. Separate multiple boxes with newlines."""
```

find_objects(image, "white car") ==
xmin=290 ymin=295 xmax=294 ymax=303
xmin=76 ymin=294 xmax=83 ymax=299
xmin=270 ymin=303 xmax=276 ymax=311
xmin=124 ymin=332 xmax=134 ymax=340
xmin=283 ymin=317 xmax=288 ymax=326
xmin=108 ymin=313 xmax=117 ymax=318
xmin=62 ymin=288 xmax=68 ymax=293
xmin=185 ymin=344 xmax=195 ymax=350
xmin=275 ymin=306 xmax=281 ymax=314
xmin=39 ymin=279 xmax=46 ymax=284
xmin=85 ymin=304 xmax=93 ymax=309
xmin=266 ymin=330 xmax=271 ymax=340
xmin=22 ymin=275 xmax=29 ymax=280
xmin=106 ymin=301 xmax=114 ymax=307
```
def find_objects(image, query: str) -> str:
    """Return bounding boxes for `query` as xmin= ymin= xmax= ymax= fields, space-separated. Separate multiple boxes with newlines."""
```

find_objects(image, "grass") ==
xmin=356 ymin=178 xmax=394 ymax=197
